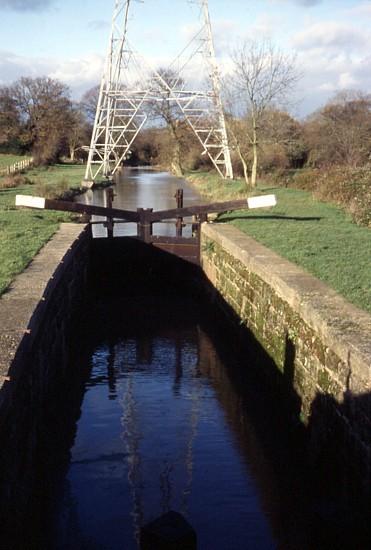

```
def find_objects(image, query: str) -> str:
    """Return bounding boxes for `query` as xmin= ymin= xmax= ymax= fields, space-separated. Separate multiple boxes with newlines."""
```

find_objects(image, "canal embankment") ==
xmin=201 ymin=222 xmax=371 ymax=516
xmin=0 ymin=223 xmax=90 ymax=536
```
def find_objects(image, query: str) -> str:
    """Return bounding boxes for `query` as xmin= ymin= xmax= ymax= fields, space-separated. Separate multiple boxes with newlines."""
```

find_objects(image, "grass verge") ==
xmin=188 ymin=171 xmax=371 ymax=314
xmin=0 ymin=163 xmax=86 ymax=296
xmin=0 ymin=154 xmax=31 ymax=170
xmin=267 ymin=167 xmax=371 ymax=228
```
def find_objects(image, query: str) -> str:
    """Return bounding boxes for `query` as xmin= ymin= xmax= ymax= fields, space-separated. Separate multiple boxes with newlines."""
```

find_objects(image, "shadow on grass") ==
xmin=217 ymin=214 xmax=323 ymax=222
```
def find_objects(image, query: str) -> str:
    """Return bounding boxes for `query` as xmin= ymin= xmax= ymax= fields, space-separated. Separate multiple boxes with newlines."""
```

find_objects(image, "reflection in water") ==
xmin=121 ymin=369 xmax=144 ymax=544
xmin=51 ymin=297 xmax=277 ymax=550
xmin=80 ymin=169 xmax=201 ymax=238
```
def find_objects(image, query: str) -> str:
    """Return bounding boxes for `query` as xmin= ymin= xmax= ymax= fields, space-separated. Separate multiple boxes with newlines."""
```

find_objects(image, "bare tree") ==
xmin=225 ymin=114 xmax=251 ymax=184
xmin=147 ymin=68 xmax=187 ymax=176
xmin=67 ymin=105 xmax=91 ymax=162
xmin=304 ymin=90 xmax=371 ymax=168
xmin=228 ymin=40 xmax=300 ymax=187
xmin=80 ymin=85 xmax=100 ymax=125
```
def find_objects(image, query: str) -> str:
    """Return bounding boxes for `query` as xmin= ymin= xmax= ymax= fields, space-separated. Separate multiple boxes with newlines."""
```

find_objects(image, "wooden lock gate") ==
xmin=16 ymin=190 xmax=276 ymax=265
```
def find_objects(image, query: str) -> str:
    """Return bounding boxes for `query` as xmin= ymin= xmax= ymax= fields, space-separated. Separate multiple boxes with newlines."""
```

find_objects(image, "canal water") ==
xmin=49 ymin=295 xmax=284 ymax=550
xmin=26 ymin=170 xmax=343 ymax=549
xmin=80 ymin=168 xmax=201 ymax=238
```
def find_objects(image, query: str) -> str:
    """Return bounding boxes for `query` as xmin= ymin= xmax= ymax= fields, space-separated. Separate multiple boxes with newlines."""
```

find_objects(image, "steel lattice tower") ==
xmin=85 ymin=0 xmax=233 ymax=183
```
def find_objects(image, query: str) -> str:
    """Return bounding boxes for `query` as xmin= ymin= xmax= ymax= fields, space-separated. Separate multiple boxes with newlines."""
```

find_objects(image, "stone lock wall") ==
xmin=0 ymin=223 xmax=90 ymax=533
xmin=201 ymin=223 xmax=371 ymax=507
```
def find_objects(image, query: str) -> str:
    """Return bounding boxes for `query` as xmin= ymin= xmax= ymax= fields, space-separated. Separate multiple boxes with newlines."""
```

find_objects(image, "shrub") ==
xmin=292 ymin=169 xmax=319 ymax=191
xmin=313 ymin=167 xmax=371 ymax=227
xmin=0 ymin=174 xmax=34 ymax=189
xmin=34 ymin=177 xmax=69 ymax=199
xmin=265 ymin=166 xmax=371 ymax=227
xmin=265 ymin=168 xmax=318 ymax=189
xmin=0 ymin=176 xmax=18 ymax=189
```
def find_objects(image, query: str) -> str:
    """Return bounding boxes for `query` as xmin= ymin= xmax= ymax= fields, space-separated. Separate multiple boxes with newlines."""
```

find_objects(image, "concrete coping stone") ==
xmin=0 ymin=223 xmax=88 ymax=390
xmin=202 ymin=223 xmax=371 ymax=391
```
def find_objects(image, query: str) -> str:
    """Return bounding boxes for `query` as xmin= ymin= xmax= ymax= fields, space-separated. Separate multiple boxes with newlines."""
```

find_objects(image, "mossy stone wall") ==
xmin=0 ymin=223 xmax=90 ymax=537
xmin=201 ymin=223 xmax=371 ymax=507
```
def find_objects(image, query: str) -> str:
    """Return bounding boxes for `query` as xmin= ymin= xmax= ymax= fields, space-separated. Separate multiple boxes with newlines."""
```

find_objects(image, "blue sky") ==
xmin=1 ymin=0 xmax=371 ymax=115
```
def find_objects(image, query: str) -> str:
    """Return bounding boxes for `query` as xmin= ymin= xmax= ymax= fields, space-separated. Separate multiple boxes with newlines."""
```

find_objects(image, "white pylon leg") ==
xmin=199 ymin=0 xmax=233 ymax=179
xmin=85 ymin=1 xmax=148 ymax=182
xmin=171 ymin=0 xmax=233 ymax=179
xmin=85 ymin=0 xmax=234 ymax=183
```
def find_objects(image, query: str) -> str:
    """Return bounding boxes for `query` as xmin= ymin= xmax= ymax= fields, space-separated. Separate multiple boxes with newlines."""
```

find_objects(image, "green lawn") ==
xmin=0 ymin=164 xmax=85 ymax=296
xmin=26 ymin=163 xmax=86 ymax=190
xmin=0 ymin=154 xmax=31 ymax=169
xmin=188 ymin=172 xmax=371 ymax=314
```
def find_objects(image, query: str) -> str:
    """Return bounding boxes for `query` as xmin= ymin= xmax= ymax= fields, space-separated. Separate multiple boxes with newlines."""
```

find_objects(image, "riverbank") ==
xmin=0 ymin=154 xmax=32 ymax=171
xmin=187 ymin=171 xmax=371 ymax=314
xmin=0 ymin=163 xmax=86 ymax=296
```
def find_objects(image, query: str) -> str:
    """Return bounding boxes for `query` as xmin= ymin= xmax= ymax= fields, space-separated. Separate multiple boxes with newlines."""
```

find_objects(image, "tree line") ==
xmin=1 ymin=41 xmax=371 ymax=189
xmin=0 ymin=77 xmax=90 ymax=165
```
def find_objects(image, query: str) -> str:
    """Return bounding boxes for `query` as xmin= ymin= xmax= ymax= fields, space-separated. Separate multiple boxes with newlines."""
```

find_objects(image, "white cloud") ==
xmin=293 ymin=43 xmax=371 ymax=115
xmin=346 ymin=2 xmax=371 ymax=17
xmin=315 ymin=70 xmax=361 ymax=93
xmin=0 ymin=50 xmax=53 ymax=82
xmin=292 ymin=21 xmax=367 ymax=51
xmin=249 ymin=13 xmax=282 ymax=39
xmin=338 ymin=71 xmax=359 ymax=89
xmin=287 ymin=14 xmax=371 ymax=114
xmin=49 ymin=54 xmax=104 ymax=95
xmin=212 ymin=19 xmax=242 ymax=55
xmin=0 ymin=50 xmax=104 ymax=97
xmin=318 ymin=82 xmax=336 ymax=92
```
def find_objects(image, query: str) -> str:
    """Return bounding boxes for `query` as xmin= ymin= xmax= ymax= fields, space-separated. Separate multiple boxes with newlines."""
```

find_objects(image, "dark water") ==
xmin=50 ymin=296 xmax=280 ymax=550
xmin=24 ymin=290 xmax=369 ymax=550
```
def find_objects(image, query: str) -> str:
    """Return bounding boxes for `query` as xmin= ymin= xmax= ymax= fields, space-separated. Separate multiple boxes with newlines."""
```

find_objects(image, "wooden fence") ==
xmin=0 ymin=158 xmax=33 ymax=177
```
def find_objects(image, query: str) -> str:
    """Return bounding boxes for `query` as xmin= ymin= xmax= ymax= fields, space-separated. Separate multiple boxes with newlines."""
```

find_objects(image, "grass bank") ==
xmin=188 ymin=172 xmax=371 ymax=314
xmin=0 ymin=154 xmax=31 ymax=170
xmin=267 ymin=166 xmax=371 ymax=228
xmin=0 ymin=163 xmax=85 ymax=296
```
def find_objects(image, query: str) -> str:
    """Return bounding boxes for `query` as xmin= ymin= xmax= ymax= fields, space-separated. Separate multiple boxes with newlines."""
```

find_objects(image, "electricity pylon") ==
xmin=84 ymin=0 xmax=233 ymax=184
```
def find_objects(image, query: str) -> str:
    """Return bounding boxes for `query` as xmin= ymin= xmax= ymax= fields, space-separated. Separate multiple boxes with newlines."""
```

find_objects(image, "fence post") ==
xmin=105 ymin=188 xmax=115 ymax=238
xmin=137 ymin=208 xmax=153 ymax=243
xmin=3 ymin=157 xmax=33 ymax=177
xmin=175 ymin=188 xmax=184 ymax=237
